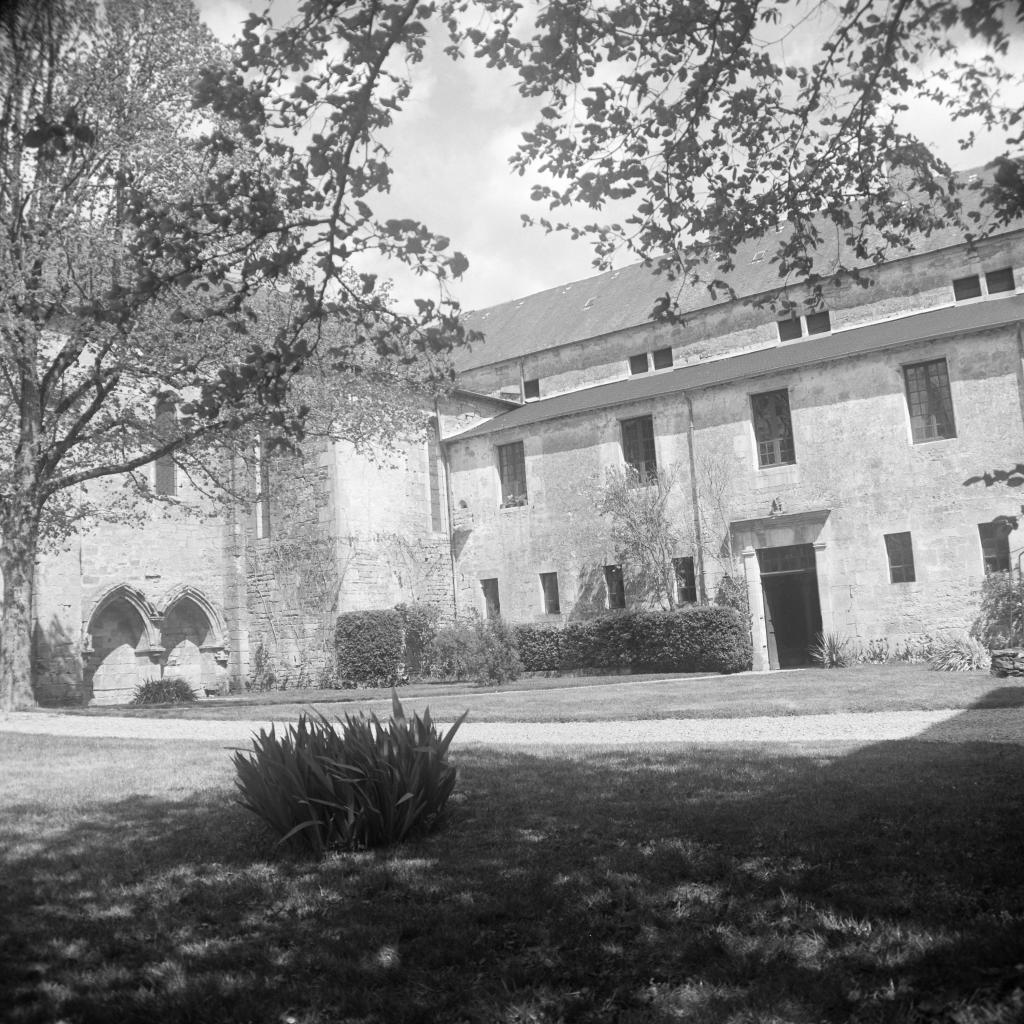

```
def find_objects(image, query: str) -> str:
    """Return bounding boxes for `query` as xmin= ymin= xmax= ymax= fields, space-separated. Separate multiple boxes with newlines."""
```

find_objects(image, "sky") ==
xmin=195 ymin=0 xmax=1024 ymax=314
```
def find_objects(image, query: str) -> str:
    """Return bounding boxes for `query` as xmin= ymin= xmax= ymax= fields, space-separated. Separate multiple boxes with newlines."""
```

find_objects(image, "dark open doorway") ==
xmin=757 ymin=544 xmax=823 ymax=669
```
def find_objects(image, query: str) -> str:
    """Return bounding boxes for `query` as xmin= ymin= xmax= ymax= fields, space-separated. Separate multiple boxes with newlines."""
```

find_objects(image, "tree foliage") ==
xmin=599 ymin=466 xmax=682 ymax=610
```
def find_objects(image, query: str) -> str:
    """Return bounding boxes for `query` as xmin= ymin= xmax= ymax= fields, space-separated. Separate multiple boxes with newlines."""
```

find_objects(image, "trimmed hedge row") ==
xmin=513 ymin=607 xmax=751 ymax=675
xmin=335 ymin=609 xmax=404 ymax=685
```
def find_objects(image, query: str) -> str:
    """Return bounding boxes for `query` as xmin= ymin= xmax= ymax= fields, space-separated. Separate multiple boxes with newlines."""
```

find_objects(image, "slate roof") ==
xmin=446 ymin=291 xmax=1024 ymax=442
xmin=455 ymin=166 xmax=1016 ymax=373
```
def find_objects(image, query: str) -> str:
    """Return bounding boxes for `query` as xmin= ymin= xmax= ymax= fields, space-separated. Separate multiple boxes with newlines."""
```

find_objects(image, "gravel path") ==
xmin=2 ymin=707 xmax=1023 ymax=746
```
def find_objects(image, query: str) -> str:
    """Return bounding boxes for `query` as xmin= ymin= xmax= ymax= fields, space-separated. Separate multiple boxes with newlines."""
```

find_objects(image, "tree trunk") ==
xmin=0 ymin=502 xmax=40 ymax=712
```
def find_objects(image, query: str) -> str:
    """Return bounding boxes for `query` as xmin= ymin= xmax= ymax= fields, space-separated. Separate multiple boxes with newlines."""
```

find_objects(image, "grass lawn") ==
xmin=52 ymin=662 xmax=1024 ymax=723
xmin=3 ymin=730 xmax=1024 ymax=1023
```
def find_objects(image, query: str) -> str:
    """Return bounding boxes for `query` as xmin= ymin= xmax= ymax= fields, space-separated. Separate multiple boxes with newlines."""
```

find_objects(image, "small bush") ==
xmin=426 ymin=613 xmax=523 ymax=685
xmin=860 ymin=638 xmax=891 ymax=664
xmin=130 ymin=676 xmax=197 ymax=705
xmin=810 ymin=631 xmax=853 ymax=668
xmin=233 ymin=692 xmax=466 ymax=857
xmin=336 ymin=609 xmax=404 ymax=686
xmin=513 ymin=623 xmax=563 ymax=672
xmin=893 ymin=634 xmax=935 ymax=664
xmin=929 ymin=633 xmax=992 ymax=672
xmin=394 ymin=602 xmax=441 ymax=677
xmin=972 ymin=570 xmax=1024 ymax=648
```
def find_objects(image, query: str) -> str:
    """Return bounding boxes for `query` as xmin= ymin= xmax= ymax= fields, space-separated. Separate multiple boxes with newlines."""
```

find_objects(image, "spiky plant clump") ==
xmin=233 ymin=692 xmax=467 ymax=857
xmin=130 ymin=676 xmax=197 ymax=705
xmin=928 ymin=634 xmax=992 ymax=672
xmin=860 ymin=638 xmax=891 ymax=664
xmin=810 ymin=631 xmax=852 ymax=668
xmin=893 ymin=635 xmax=935 ymax=663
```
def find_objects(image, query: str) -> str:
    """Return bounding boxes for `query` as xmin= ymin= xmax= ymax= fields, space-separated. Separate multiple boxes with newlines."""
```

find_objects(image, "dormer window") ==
xmin=776 ymin=310 xmax=831 ymax=342
xmin=629 ymin=353 xmax=650 ymax=375
xmin=953 ymin=267 xmax=1015 ymax=301
xmin=523 ymin=378 xmax=540 ymax=400
xmin=652 ymin=347 xmax=674 ymax=369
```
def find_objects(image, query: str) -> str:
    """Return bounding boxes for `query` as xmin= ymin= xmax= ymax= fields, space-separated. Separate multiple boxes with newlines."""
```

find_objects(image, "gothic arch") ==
xmin=159 ymin=585 xmax=229 ymax=694
xmin=159 ymin=585 xmax=227 ymax=649
xmin=83 ymin=584 xmax=162 ymax=705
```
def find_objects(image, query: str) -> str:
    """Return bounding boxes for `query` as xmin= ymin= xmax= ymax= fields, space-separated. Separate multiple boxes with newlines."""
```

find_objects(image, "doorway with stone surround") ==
xmin=757 ymin=544 xmax=823 ymax=668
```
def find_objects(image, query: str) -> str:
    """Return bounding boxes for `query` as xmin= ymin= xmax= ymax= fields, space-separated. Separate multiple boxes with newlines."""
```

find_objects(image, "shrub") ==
xmin=130 ymin=676 xmax=197 ymax=705
xmin=553 ymin=607 xmax=751 ymax=674
xmin=929 ymin=633 xmax=992 ymax=672
xmin=335 ymin=609 xmax=404 ymax=686
xmin=512 ymin=623 xmax=563 ymax=672
xmin=893 ymin=634 xmax=935 ymax=663
xmin=810 ymin=631 xmax=853 ymax=668
xmin=394 ymin=602 xmax=440 ymax=677
xmin=715 ymin=575 xmax=750 ymax=618
xmin=426 ymin=613 xmax=522 ymax=684
xmin=233 ymin=692 xmax=466 ymax=857
xmin=860 ymin=638 xmax=891 ymax=664
xmin=972 ymin=570 xmax=1024 ymax=648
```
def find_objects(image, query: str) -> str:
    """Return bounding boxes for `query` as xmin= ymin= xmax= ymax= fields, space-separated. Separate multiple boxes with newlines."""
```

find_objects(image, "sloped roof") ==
xmin=455 ymin=167 xmax=1016 ymax=372
xmin=446 ymin=291 xmax=1024 ymax=442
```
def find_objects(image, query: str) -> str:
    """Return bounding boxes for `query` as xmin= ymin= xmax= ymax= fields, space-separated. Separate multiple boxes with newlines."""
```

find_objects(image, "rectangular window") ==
xmin=540 ymin=572 xmax=561 ymax=614
xmin=979 ymin=522 xmax=1012 ymax=574
xmin=426 ymin=431 xmax=443 ymax=533
xmin=904 ymin=358 xmax=956 ymax=443
xmin=154 ymin=399 xmax=176 ymax=497
xmin=497 ymin=441 xmax=527 ymax=506
xmin=751 ymin=389 xmax=795 ymax=467
xmin=805 ymin=310 xmax=831 ymax=335
xmin=777 ymin=317 xmax=802 ymax=342
xmin=605 ymin=564 xmax=626 ymax=609
xmin=986 ymin=266 xmax=1015 ymax=294
xmin=673 ymin=556 xmax=697 ymax=604
xmin=523 ymin=378 xmax=540 ymax=400
xmin=253 ymin=435 xmax=271 ymax=539
xmin=481 ymin=578 xmax=501 ymax=619
xmin=652 ymin=346 xmax=674 ymax=370
xmin=629 ymin=353 xmax=650 ymax=375
xmin=885 ymin=531 xmax=916 ymax=583
xmin=953 ymin=274 xmax=983 ymax=301
xmin=621 ymin=415 xmax=658 ymax=484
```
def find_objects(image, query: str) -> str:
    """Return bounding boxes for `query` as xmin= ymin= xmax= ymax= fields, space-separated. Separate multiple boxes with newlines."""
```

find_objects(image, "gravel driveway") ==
xmin=3 ymin=707 xmax=1023 ymax=746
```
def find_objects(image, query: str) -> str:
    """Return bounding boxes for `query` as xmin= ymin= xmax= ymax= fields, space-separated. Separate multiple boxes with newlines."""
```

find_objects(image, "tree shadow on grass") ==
xmin=2 ymin=695 xmax=1024 ymax=1023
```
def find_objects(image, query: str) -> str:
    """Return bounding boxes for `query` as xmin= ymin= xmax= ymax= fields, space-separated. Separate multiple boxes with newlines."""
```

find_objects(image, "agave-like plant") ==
xmin=809 ymin=631 xmax=852 ymax=668
xmin=928 ymin=633 xmax=992 ymax=672
xmin=233 ymin=691 xmax=467 ymax=856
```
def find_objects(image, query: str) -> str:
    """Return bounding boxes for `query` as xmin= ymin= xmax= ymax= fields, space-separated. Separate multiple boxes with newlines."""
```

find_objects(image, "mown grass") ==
xmin=56 ymin=662 xmax=1023 ymax=724
xmin=3 ymin=718 xmax=1024 ymax=1023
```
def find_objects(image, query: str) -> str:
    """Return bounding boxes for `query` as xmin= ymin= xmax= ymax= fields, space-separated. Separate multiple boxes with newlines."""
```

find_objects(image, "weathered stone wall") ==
xmin=447 ymin=303 xmax=1024 ymax=650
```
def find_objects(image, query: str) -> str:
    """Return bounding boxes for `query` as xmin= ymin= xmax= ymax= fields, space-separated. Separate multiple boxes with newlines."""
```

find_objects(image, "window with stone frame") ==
xmin=903 ymin=358 xmax=956 ymax=443
xmin=621 ymin=414 xmax=658 ymax=485
xmin=497 ymin=441 xmax=527 ymax=507
xmin=978 ymin=521 xmax=1012 ymax=574
xmin=673 ymin=556 xmax=698 ymax=604
xmin=885 ymin=531 xmax=916 ymax=583
xmin=605 ymin=564 xmax=626 ymax=609
xmin=154 ymin=398 xmax=177 ymax=496
xmin=481 ymin=578 xmax=501 ymax=619
xmin=751 ymin=388 xmax=795 ymax=467
xmin=540 ymin=572 xmax=561 ymax=614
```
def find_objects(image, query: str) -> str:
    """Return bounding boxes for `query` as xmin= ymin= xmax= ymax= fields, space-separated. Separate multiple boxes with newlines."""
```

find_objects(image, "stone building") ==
xmin=443 ymin=213 xmax=1024 ymax=671
xmin=28 ymin=182 xmax=1024 ymax=701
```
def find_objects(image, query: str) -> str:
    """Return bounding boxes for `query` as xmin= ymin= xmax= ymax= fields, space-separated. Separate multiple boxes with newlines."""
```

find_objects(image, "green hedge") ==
xmin=515 ymin=607 xmax=751 ymax=675
xmin=335 ymin=609 xmax=404 ymax=685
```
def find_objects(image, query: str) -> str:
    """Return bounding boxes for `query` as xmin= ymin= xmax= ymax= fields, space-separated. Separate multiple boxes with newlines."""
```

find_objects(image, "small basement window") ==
xmin=523 ymin=378 xmax=540 ymax=400
xmin=629 ymin=353 xmax=650 ymax=375
xmin=652 ymin=347 xmax=674 ymax=370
